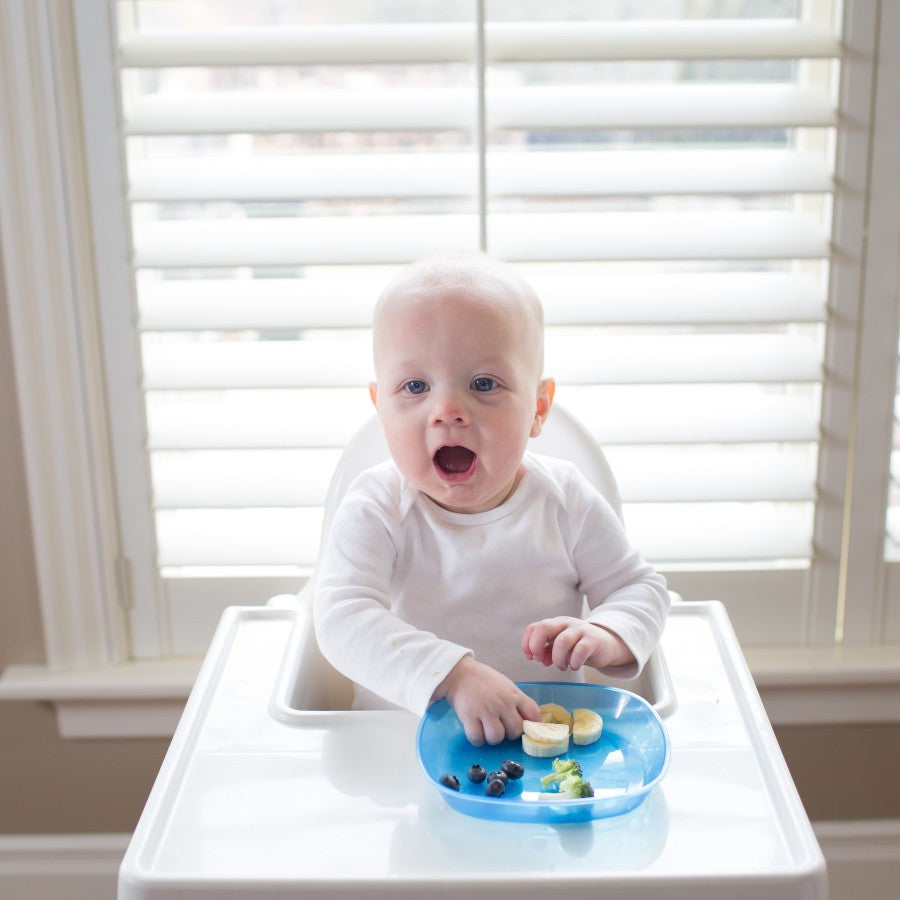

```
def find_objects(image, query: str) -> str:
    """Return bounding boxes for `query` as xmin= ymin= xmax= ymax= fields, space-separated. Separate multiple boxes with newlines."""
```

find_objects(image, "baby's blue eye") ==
xmin=403 ymin=380 xmax=428 ymax=395
xmin=472 ymin=377 xmax=496 ymax=392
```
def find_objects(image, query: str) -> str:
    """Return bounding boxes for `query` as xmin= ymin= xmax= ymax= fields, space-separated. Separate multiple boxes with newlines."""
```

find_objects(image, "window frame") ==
xmin=1 ymin=0 xmax=899 ymax=738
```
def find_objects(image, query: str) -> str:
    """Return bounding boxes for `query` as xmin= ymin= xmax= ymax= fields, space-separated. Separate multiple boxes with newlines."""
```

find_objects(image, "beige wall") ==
xmin=0 ymin=254 xmax=168 ymax=834
xmin=1 ymin=268 xmax=899 ymax=833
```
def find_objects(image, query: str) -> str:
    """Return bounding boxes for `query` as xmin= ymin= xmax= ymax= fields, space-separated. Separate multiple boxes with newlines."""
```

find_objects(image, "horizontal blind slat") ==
xmin=606 ymin=448 xmax=816 ymax=502
xmin=150 ymin=446 xmax=816 ymax=508
xmin=120 ymin=23 xmax=475 ymax=66
xmin=146 ymin=389 xmax=375 ymax=448
xmin=543 ymin=334 xmax=821 ymax=385
xmin=124 ymin=89 xmax=476 ymax=135
xmin=562 ymin=387 xmax=821 ymax=444
xmin=133 ymin=215 xmax=479 ymax=267
xmin=490 ymin=211 xmax=828 ymax=262
xmin=123 ymin=84 xmax=835 ymax=135
xmin=625 ymin=502 xmax=813 ymax=563
xmin=145 ymin=387 xmax=819 ymax=449
xmin=156 ymin=508 xmax=322 ymax=567
xmin=142 ymin=332 xmax=821 ymax=389
xmin=132 ymin=211 xmax=828 ymax=268
xmin=151 ymin=449 xmax=341 ymax=508
xmin=155 ymin=502 xmax=813 ymax=567
xmin=129 ymin=149 xmax=832 ymax=201
xmin=138 ymin=271 xmax=826 ymax=331
xmin=486 ymin=20 xmax=840 ymax=61
xmin=119 ymin=21 xmax=839 ymax=68
xmin=489 ymin=83 xmax=836 ymax=130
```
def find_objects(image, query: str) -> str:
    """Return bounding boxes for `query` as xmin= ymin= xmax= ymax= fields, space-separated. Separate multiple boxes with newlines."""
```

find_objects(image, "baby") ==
xmin=313 ymin=254 xmax=670 ymax=746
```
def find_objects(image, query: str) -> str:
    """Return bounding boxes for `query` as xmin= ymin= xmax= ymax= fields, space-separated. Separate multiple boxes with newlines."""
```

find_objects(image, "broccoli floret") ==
xmin=539 ymin=757 xmax=584 ymax=790
xmin=559 ymin=774 xmax=594 ymax=799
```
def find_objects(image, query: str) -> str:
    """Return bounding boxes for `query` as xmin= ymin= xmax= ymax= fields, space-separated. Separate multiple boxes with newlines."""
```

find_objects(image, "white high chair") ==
xmin=268 ymin=403 xmax=676 ymax=720
xmin=118 ymin=401 xmax=827 ymax=899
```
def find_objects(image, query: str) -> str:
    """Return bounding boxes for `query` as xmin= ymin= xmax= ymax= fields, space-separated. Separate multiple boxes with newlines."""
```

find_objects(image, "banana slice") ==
xmin=522 ymin=720 xmax=570 ymax=757
xmin=539 ymin=702 xmax=573 ymax=732
xmin=572 ymin=708 xmax=603 ymax=745
xmin=523 ymin=720 xmax=569 ymax=743
xmin=522 ymin=733 xmax=570 ymax=757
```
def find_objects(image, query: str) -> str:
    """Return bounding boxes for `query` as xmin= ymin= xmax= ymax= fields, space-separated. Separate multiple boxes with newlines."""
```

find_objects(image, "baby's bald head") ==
xmin=372 ymin=254 xmax=546 ymax=383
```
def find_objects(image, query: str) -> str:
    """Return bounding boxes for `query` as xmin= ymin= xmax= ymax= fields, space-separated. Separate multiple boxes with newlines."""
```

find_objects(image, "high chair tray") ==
xmin=119 ymin=602 xmax=826 ymax=899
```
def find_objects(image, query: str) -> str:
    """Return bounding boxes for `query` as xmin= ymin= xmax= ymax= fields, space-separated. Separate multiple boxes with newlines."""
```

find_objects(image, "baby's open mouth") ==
xmin=434 ymin=445 xmax=476 ymax=474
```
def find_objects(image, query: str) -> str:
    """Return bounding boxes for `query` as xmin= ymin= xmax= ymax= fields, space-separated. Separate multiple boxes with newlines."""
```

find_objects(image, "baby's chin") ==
xmin=424 ymin=471 xmax=523 ymax=515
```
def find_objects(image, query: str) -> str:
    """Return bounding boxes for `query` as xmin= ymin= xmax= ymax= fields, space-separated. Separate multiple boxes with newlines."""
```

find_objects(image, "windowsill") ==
xmin=744 ymin=643 xmax=900 ymax=726
xmin=2 ymin=643 xmax=900 ymax=738
xmin=0 ymin=658 xmax=203 ymax=738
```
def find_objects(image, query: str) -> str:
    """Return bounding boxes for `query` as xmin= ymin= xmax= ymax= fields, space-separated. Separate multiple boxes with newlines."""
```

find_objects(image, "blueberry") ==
xmin=487 ymin=769 xmax=509 ymax=785
xmin=500 ymin=760 xmax=525 ymax=780
xmin=439 ymin=773 xmax=460 ymax=791
xmin=485 ymin=777 xmax=506 ymax=797
xmin=467 ymin=764 xmax=487 ymax=784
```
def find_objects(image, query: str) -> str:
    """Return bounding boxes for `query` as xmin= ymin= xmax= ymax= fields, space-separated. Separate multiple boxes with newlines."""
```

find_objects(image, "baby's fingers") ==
xmin=522 ymin=620 xmax=558 ymax=662
xmin=517 ymin=693 xmax=542 ymax=724
xmin=520 ymin=623 xmax=540 ymax=659
xmin=550 ymin=627 xmax=583 ymax=670
xmin=567 ymin=635 xmax=596 ymax=671
xmin=481 ymin=713 xmax=509 ymax=746
xmin=461 ymin=714 xmax=486 ymax=747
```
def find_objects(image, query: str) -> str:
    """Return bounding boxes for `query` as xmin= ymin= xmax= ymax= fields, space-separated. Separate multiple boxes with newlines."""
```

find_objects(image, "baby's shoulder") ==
xmin=524 ymin=452 xmax=613 ymax=518
xmin=524 ymin=452 xmax=588 ymax=496
xmin=340 ymin=459 xmax=416 ymax=520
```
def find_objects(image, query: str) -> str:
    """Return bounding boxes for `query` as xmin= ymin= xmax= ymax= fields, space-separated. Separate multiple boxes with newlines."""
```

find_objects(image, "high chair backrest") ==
xmin=319 ymin=403 xmax=623 ymax=553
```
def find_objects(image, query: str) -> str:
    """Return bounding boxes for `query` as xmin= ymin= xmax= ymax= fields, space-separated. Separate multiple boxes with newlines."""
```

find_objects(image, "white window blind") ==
xmin=92 ymin=0 xmax=853 ymax=657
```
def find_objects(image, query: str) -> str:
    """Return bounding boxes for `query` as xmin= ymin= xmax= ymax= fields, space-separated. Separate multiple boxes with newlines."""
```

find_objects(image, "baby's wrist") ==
xmin=431 ymin=653 xmax=476 ymax=703
xmin=592 ymin=624 xmax=636 ymax=668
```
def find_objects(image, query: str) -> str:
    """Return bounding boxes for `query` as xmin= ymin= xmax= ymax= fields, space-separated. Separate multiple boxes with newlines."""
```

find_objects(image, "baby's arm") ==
xmin=521 ymin=617 xmax=635 ymax=673
xmin=314 ymin=472 xmax=474 ymax=716
xmin=432 ymin=656 xmax=541 ymax=746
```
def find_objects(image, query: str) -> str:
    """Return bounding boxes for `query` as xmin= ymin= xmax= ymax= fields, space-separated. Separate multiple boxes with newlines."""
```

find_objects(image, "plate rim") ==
xmin=416 ymin=680 xmax=671 ymax=819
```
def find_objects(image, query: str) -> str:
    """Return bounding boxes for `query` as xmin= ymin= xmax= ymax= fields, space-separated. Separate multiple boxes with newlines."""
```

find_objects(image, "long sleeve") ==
xmin=313 ymin=466 xmax=471 ymax=716
xmin=561 ymin=466 xmax=671 ymax=678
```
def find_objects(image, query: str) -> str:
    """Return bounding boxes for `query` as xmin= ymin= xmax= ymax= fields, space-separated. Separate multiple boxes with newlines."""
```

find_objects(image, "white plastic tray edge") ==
xmin=119 ymin=606 xmax=295 ymax=895
xmin=268 ymin=591 xmax=678 ymax=726
xmin=675 ymin=601 xmax=828 ymax=884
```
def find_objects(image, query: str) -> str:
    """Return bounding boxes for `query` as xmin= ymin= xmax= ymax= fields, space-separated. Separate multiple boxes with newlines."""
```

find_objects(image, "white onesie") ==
xmin=313 ymin=452 xmax=670 ymax=716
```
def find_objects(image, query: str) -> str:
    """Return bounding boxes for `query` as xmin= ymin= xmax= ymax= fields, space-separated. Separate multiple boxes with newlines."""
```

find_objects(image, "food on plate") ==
xmin=522 ymin=720 xmax=570 ymax=757
xmin=540 ymin=773 xmax=595 ymax=800
xmin=572 ymin=708 xmax=603 ymax=746
xmin=485 ymin=777 xmax=506 ymax=797
xmin=539 ymin=702 xmax=574 ymax=731
xmin=538 ymin=758 xmax=595 ymax=800
xmin=467 ymin=764 xmax=487 ymax=784
xmin=500 ymin=759 xmax=525 ymax=780
xmin=539 ymin=757 xmax=583 ymax=790
xmin=487 ymin=769 xmax=509 ymax=786
xmin=439 ymin=773 xmax=460 ymax=790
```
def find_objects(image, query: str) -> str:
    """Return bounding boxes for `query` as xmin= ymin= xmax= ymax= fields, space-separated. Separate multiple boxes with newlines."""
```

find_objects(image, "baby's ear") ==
xmin=530 ymin=378 xmax=555 ymax=438
xmin=368 ymin=382 xmax=378 ymax=407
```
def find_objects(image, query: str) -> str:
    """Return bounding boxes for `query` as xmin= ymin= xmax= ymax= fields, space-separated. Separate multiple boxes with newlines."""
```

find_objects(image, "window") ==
xmin=3 ymin=0 xmax=898 ymax=671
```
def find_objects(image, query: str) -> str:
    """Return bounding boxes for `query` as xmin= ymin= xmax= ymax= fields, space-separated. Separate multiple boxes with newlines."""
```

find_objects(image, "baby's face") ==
xmin=371 ymin=285 xmax=552 ymax=514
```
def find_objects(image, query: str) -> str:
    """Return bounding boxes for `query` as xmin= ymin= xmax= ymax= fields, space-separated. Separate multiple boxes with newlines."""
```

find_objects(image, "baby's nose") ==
xmin=430 ymin=391 xmax=469 ymax=426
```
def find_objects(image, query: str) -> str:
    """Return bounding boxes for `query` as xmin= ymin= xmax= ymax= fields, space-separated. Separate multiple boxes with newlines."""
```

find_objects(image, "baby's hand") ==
xmin=433 ymin=656 xmax=541 ymax=747
xmin=521 ymin=617 xmax=635 ymax=672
